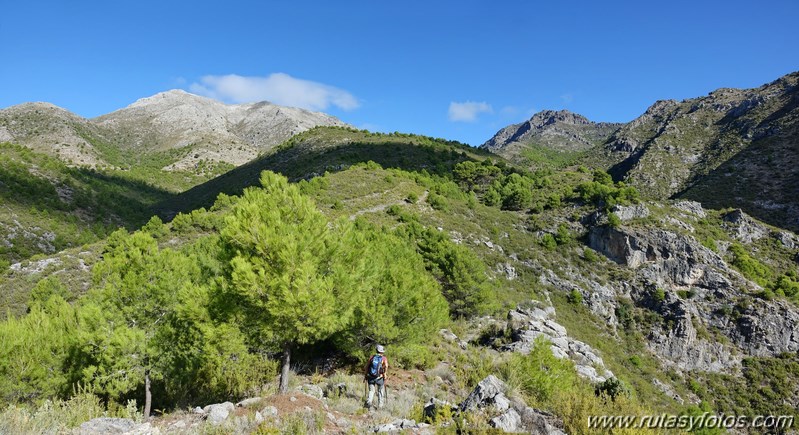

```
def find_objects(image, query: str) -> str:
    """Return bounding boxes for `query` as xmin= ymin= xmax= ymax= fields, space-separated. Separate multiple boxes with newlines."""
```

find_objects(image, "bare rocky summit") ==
xmin=0 ymin=90 xmax=349 ymax=170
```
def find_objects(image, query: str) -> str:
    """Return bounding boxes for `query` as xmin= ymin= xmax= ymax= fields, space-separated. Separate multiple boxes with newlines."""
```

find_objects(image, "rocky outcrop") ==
xmin=500 ymin=302 xmax=614 ymax=383
xmin=76 ymin=418 xmax=158 ymax=435
xmin=673 ymin=200 xmax=706 ymax=218
xmin=587 ymin=225 xmax=733 ymax=284
xmin=588 ymin=222 xmax=799 ymax=372
xmin=722 ymin=209 xmax=770 ymax=243
xmin=731 ymin=299 xmax=799 ymax=357
xmin=459 ymin=375 xmax=511 ymax=413
xmin=612 ymin=203 xmax=650 ymax=221
xmin=460 ymin=376 xmax=566 ymax=434
xmin=647 ymin=297 xmax=741 ymax=372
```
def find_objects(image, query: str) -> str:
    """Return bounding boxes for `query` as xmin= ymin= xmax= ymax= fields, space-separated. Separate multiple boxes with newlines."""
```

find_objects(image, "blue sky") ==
xmin=1 ymin=0 xmax=797 ymax=146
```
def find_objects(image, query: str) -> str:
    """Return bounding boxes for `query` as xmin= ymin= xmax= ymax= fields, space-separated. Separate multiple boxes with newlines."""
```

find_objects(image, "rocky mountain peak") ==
xmin=528 ymin=109 xmax=592 ymax=128
xmin=119 ymin=89 xmax=228 ymax=114
xmin=1 ymin=89 xmax=350 ymax=169
xmin=481 ymin=109 xmax=621 ymax=156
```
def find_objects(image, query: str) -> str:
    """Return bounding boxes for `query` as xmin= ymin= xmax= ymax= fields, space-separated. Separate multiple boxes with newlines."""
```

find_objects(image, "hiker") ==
xmin=364 ymin=344 xmax=388 ymax=409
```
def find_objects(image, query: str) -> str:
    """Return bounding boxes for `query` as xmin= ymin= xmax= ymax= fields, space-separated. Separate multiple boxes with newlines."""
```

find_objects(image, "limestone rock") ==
xmin=518 ymin=407 xmax=568 ymax=435
xmin=490 ymin=408 xmax=522 ymax=432
xmin=775 ymin=231 xmax=798 ymax=249
xmin=203 ymin=401 xmax=234 ymax=425
xmin=612 ymin=204 xmax=650 ymax=221
xmin=459 ymin=375 xmax=508 ymax=413
xmin=77 ymin=418 xmax=137 ymax=434
xmin=502 ymin=302 xmax=614 ymax=383
xmin=673 ymin=200 xmax=706 ymax=218
xmin=496 ymin=262 xmax=518 ymax=280
xmin=587 ymin=222 xmax=799 ymax=370
xmin=722 ymin=209 xmax=769 ymax=243
xmin=123 ymin=422 xmax=160 ymax=435
xmin=460 ymin=375 xmax=566 ymax=433
xmin=298 ymin=384 xmax=324 ymax=399
xmin=439 ymin=329 xmax=467 ymax=349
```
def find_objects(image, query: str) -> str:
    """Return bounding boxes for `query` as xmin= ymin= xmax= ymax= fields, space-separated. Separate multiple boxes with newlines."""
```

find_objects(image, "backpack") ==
xmin=368 ymin=355 xmax=384 ymax=379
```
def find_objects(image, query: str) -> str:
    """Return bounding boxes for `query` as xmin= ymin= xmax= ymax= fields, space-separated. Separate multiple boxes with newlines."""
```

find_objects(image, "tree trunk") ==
xmin=279 ymin=343 xmax=291 ymax=394
xmin=144 ymin=369 xmax=152 ymax=419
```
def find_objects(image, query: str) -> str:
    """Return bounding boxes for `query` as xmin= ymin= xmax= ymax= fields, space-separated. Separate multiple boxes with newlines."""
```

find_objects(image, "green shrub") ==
xmin=652 ymin=287 xmax=666 ymax=304
xmin=567 ymin=289 xmax=583 ymax=305
xmin=541 ymin=233 xmax=557 ymax=251
xmin=583 ymin=248 xmax=600 ymax=263
xmin=615 ymin=299 xmax=635 ymax=330
xmin=772 ymin=273 xmax=799 ymax=300
xmin=394 ymin=222 xmax=495 ymax=318
xmin=594 ymin=378 xmax=630 ymax=402
xmin=28 ymin=276 xmax=71 ymax=306
xmin=386 ymin=204 xmax=402 ymax=216
xmin=555 ymin=224 xmax=573 ymax=245
xmin=607 ymin=212 xmax=621 ymax=228
xmin=141 ymin=216 xmax=167 ymax=238
xmin=701 ymin=237 xmax=718 ymax=252
xmin=728 ymin=242 xmax=772 ymax=286
xmin=501 ymin=337 xmax=579 ymax=404
xmin=427 ymin=193 xmax=448 ymax=211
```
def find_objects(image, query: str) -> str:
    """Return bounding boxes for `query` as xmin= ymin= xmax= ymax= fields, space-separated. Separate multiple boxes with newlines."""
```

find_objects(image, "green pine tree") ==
xmin=76 ymin=230 xmax=200 ymax=417
xmin=220 ymin=171 xmax=370 ymax=393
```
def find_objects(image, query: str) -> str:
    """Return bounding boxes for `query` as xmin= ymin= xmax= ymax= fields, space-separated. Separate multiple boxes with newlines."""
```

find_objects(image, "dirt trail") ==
xmin=349 ymin=190 xmax=428 ymax=220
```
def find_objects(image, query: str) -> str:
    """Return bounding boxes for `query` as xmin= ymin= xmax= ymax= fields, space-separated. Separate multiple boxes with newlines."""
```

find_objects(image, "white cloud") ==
xmin=448 ymin=101 xmax=493 ymax=122
xmin=560 ymin=93 xmax=574 ymax=104
xmin=189 ymin=73 xmax=359 ymax=111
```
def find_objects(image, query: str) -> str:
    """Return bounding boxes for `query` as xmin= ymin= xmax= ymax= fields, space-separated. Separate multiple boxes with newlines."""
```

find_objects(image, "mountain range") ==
xmin=0 ymin=89 xmax=347 ymax=171
xmin=0 ymin=71 xmax=798 ymax=433
xmin=482 ymin=71 xmax=799 ymax=232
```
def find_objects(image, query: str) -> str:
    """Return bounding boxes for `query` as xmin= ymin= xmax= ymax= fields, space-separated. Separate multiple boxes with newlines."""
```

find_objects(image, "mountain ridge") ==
xmin=482 ymin=71 xmax=799 ymax=231
xmin=0 ymin=90 xmax=349 ymax=170
xmin=480 ymin=109 xmax=622 ymax=168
